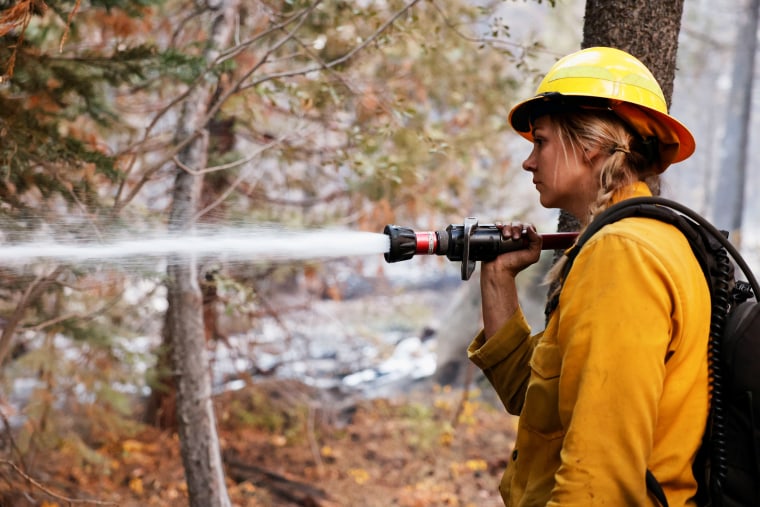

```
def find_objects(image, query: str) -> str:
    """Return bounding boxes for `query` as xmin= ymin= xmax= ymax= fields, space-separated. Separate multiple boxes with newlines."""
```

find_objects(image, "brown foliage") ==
xmin=1 ymin=381 xmax=515 ymax=506
xmin=0 ymin=0 xmax=47 ymax=79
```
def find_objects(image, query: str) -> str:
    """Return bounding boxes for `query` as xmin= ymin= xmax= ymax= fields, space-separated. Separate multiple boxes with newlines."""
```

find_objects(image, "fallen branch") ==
xmin=0 ymin=459 xmax=118 ymax=505
xmin=224 ymin=452 xmax=331 ymax=506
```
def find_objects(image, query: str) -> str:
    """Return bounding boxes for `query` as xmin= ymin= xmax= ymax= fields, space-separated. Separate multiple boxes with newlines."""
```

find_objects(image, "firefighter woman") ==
xmin=469 ymin=47 xmax=710 ymax=506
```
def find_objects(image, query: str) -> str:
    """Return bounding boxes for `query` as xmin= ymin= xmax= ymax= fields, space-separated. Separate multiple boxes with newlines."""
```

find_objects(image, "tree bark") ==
xmin=433 ymin=274 xmax=483 ymax=387
xmin=168 ymin=146 xmax=231 ymax=507
xmin=582 ymin=0 xmax=685 ymax=105
xmin=159 ymin=0 xmax=240 ymax=505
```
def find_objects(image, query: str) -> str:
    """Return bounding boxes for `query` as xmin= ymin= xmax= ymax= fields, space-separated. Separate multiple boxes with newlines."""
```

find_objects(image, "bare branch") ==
xmin=428 ymin=0 xmax=564 ymax=58
xmin=192 ymin=132 xmax=294 ymax=221
xmin=110 ymin=6 xmax=314 ymax=216
xmin=235 ymin=186 xmax=349 ymax=208
xmin=24 ymin=292 xmax=122 ymax=332
xmin=113 ymin=0 xmax=423 ymax=218
xmin=138 ymin=1 xmax=315 ymax=147
xmin=174 ymin=132 xmax=288 ymax=176
xmin=217 ymin=1 xmax=321 ymax=64
xmin=226 ymin=2 xmax=317 ymax=95
xmin=240 ymin=0 xmax=424 ymax=91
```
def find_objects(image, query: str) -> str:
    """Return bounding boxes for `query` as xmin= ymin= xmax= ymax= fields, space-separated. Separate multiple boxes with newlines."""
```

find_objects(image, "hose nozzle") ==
xmin=383 ymin=219 xmax=578 ymax=280
xmin=383 ymin=224 xmax=448 ymax=263
xmin=383 ymin=225 xmax=419 ymax=263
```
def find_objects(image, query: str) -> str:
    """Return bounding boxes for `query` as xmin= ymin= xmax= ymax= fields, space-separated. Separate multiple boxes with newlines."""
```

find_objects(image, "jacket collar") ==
xmin=561 ymin=181 xmax=653 ymax=257
xmin=610 ymin=181 xmax=653 ymax=205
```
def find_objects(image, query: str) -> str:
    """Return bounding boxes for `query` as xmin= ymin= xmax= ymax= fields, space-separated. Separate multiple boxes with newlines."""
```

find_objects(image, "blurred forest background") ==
xmin=0 ymin=0 xmax=757 ymax=505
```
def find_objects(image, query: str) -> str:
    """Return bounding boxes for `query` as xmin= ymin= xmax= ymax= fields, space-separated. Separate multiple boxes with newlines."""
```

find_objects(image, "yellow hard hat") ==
xmin=508 ymin=46 xmax=695 ymax=172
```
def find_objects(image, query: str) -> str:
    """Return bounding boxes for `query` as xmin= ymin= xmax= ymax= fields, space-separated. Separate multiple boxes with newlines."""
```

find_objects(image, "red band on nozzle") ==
xmin=415 ymin=231 xmax=437 ymax=255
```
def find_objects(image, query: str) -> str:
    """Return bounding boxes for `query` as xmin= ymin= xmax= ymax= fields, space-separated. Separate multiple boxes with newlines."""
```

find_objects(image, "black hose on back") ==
xmin=707 ymin=246 xmax=732 ymax=498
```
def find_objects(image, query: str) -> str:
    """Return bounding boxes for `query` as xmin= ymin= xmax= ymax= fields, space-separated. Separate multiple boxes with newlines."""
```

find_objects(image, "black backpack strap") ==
xmin=646 ymin=469 xmax=669 ymax=507
xmin=610 ymin=197 xmax=760 ymax=296
xmin=544 ymin=196 xmax=696 ymax=317
xmin=544 ymin=195 xmax=760 ymax=317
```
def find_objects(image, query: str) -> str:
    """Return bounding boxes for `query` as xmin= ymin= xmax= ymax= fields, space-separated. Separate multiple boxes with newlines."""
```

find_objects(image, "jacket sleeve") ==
xmin=547 ymin=233 xmax=673 ymax=506
xmin=468 ymin=308 xmax=538 ymax=415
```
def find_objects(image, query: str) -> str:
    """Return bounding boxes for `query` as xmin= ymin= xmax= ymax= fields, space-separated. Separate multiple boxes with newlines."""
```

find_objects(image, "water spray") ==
xmin=383 ymin=218 xmax=578 ymax=280
xmin=0 ymin=228 xmax=392 ymax=268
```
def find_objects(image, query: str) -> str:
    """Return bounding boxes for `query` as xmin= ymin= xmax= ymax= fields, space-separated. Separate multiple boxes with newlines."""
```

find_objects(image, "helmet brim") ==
xmin=508 ymin=93 xmax=695 ymax=173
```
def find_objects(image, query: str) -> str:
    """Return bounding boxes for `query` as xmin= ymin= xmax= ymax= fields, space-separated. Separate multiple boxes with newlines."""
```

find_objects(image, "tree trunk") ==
xmin=168 ymin=157 xmax=230 ymax=507
xmin=711 ymin=0 xmax=759 ymax=245
xmin=154 ymin=1 xmax=240 ymax=506
xmin=582 ymin=0 xmax=685 ymax=105
xmin=433 ymin=274 xmax=483 ymax=387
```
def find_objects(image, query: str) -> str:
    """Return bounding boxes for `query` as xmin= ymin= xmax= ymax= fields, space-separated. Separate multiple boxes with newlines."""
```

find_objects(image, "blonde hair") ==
xmin=544 ymin=109 xmax=661 ymax=288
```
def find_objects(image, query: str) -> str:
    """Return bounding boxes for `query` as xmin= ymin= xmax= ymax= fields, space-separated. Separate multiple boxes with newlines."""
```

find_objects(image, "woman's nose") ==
xmin=522 ymin=150 xmax=536 ymax=172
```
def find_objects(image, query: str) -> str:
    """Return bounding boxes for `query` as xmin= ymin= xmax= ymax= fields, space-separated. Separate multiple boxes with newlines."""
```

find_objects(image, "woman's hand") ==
xmin=480 ymin=223 xmax=542 ymax=338
xmin=483 ymin=223 xmax=542 ymax=278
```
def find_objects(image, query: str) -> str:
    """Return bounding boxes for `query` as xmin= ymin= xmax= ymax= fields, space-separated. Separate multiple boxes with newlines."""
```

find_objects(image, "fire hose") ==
xmin=383 ymin=218 xmax=578 ymax=280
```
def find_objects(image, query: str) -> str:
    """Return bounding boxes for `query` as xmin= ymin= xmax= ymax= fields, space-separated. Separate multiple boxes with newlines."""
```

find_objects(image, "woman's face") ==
xmin=521 ymin=115 xmax=600 ymax=222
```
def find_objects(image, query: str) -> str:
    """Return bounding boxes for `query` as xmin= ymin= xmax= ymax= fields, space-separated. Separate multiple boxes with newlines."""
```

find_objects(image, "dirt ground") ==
xmin=1 ymin=378 xmax=517 ymax=507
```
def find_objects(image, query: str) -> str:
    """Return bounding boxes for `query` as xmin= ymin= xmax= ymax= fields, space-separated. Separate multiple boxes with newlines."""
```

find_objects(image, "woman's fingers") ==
xmin=495 ymin=221 xmax=535 ymax=241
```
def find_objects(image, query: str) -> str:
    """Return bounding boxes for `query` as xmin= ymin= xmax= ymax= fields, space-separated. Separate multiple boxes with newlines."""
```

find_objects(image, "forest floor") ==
xmin=1 ymin=377 xmax=517 ymax=507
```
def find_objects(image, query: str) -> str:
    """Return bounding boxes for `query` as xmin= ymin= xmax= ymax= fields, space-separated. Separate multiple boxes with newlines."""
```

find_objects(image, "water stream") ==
xmin=0 ymin=227 xmax=391 ymax=267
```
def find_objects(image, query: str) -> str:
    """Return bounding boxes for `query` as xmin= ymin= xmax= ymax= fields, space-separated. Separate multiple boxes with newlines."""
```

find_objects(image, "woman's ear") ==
xmin=582 ymin=144 xmax=602 ymax=162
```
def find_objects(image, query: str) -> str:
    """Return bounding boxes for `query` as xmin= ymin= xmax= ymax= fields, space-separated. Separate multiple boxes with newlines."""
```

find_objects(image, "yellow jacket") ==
xmin=469 ymin=183 xmax=710 ymax=506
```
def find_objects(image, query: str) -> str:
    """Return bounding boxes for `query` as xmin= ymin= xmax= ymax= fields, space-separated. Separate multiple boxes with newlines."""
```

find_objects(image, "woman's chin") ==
xmin=539 ymin=195 xmax=556 ymax=209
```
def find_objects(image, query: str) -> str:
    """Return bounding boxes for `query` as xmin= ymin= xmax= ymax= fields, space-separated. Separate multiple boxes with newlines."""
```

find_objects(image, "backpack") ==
xmin=549 ymin=196 xmax=760 ymax=507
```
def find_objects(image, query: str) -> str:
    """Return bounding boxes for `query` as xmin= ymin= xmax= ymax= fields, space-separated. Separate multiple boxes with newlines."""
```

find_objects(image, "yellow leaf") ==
xmin=439 ymin=429 xmax=454 ymax=447
xmin=320 ymin=445 xmax=334 ymax=457
xmin=239 ymin=481 xmax=257 ymax=493
xmin=465 ymin=459 xmax=487 ymax=472
xmin=348 ymin=468 xmax=370 ymax=485
xmin=122 ymin=439 xmax=143 ymax=454
xmin=434 ymin=398 xmax=451 ymax=410
xmin=129 ymin=477 xmax=144 ymax=495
